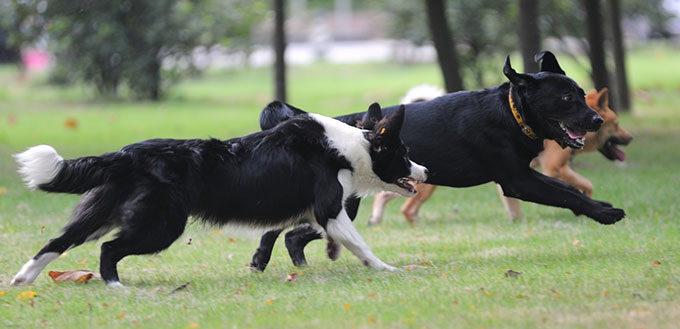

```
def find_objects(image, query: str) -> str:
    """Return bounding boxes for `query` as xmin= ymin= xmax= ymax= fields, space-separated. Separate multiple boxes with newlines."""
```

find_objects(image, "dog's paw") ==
xmin=326 ymin=239 xmax=342 ymax=261
xmin=592 ymin=207 xmax=625 ymax=225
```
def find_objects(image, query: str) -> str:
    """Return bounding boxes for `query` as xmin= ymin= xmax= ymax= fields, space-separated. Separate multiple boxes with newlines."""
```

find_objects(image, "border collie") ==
xmin=10 ymin=104 xmax=427 ymax=287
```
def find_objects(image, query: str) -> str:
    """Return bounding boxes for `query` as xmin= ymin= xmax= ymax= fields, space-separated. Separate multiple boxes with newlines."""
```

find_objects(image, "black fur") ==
xmin=253 ymin=51 xmax=625 ymax=271
xmin=13 ymin=108 xmax=420 ymax=285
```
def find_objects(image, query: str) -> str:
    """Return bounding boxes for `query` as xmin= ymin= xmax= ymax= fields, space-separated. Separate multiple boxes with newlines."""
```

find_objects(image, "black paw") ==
xmin=250 ymin=254 xmax=268 ymax=272
xmin=591 ymin=207 xmax=625 ymax=225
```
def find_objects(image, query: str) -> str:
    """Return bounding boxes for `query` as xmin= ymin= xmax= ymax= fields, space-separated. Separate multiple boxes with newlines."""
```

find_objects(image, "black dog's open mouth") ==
xmin=598 ymin=137 xmax=628 ymax=161
xmin=395 ymin=177 xmax=421 ymax=194
xmin=556 ymin=121 xmax=587 ymax=149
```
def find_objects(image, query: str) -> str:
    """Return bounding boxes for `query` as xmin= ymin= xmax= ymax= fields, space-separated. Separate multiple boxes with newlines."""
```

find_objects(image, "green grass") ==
xmin=1 ymin=45 xmax=679 ymax=328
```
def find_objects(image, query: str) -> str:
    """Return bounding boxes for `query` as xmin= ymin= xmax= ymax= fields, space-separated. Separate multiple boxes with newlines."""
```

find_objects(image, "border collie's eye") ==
xmin=562 ymin=94 xmax=572 ymax=102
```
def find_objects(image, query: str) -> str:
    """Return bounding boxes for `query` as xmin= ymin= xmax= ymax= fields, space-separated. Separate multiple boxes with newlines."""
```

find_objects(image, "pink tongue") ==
xmin=613 ymin=145 xmax=627 ymax=161
xmin=566 ymin=128 xmax=585 ymax=139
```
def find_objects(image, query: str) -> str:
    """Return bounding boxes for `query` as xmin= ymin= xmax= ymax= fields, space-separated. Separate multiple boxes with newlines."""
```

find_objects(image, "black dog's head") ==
xmin=365 ymin=104 xmax=428 ymax=196
xmin=503 ymin=51 xmax=603 ymax=149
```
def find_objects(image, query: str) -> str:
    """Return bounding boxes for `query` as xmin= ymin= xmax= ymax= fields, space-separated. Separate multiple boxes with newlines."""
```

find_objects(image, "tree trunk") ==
xmin=606 ymin=0 xmax=630 ymax=112
xmin=517 ymin=0 xmax=541 ymax=73
xmin=424 ymin=0 xmax=464 ymax=92
xmin=584 ymin=0 xmax=610 ymax=92
xmin=273 ymin=0 xmax=287 ymax=102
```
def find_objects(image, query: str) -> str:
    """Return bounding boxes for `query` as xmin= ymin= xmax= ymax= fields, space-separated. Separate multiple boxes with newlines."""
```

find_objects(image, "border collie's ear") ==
xmin=358 ymin=102 xmax=383 ymax=129
xmin=534 ymin=51 xmax=566 ymax=75
xmin=374 ymin=105 xmax=405 ymax=140
xmin=503 ymin=55 xmax=535 ymax=87
xmin=259 ymin=101 xmax=308 ymax=130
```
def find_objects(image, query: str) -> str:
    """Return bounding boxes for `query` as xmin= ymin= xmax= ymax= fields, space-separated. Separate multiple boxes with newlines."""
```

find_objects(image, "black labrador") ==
xmin=250 ymin=51 xmax=625 ymax=271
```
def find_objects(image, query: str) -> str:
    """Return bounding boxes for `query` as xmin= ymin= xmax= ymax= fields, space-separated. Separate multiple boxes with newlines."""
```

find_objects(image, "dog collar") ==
xmin=508 ymin=86 xmax=538 ymax=140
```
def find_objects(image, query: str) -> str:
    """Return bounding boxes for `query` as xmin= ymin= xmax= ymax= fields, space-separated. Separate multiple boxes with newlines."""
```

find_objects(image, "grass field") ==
xmin=0 ymin=45 xmax=679 ymax=328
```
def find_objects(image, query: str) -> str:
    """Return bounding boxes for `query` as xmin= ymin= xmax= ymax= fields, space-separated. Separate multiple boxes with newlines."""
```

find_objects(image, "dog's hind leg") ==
xmin=368 ymin=191 xmax=400 ymax=225
xmin=285 ymin=225 xmax=324 ymax=265
xmin=99 ymin=199 xmax=187 ymax=287
xmin=497 ymin=184 xmax=523 ymax=221
xmin=400 ymin=183 xmax=437 ymax=223
xmin=250 ymin=229 xmax=283 ymax=271
xmin=11 ymin=188 xmax=117 ymax=286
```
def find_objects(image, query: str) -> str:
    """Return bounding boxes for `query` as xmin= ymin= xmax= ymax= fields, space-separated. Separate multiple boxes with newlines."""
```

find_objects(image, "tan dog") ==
xmin=369 ymin=88 xmax=632 ymax=224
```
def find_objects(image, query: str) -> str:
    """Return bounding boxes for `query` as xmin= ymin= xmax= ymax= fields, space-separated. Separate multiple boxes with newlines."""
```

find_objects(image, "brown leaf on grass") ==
xmin=402 ymin=264 xmax=427 ymax=271
xmin=652 ymin=260 xmax=661 ymax=266
xmin=0 ymin=186 xmax=7 ymax=196
xmin=117 ymin=312 xmax=125 ymax=319
xmin=572 ymin=239 xmax=583 ymax=246
xmin=48 ymin=270 xmax=99 ymax=283
xmin=7 ymin=114 xmax=17 ymax=125
xmin=170 ymin=282 xmax=191 ymax=294
xmin=64 ymin=117 xmax=78 ymax=130
xmin=40 ymin=225 xmax=45 ymax=233
xmin=17 ymin=291 xmax=37 ymax=300
xmin=504 ymin=269 xmax=522 ymax=278
xmin=285 ymin=272 xmax=297 ymax=283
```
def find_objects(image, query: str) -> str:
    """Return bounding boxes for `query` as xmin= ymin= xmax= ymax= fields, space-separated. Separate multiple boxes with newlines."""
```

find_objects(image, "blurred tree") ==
xmin=607 ymin=0 xmax=630 ymax=112
xmin=517 ymin=0 xmax=541 ymax=73
xmin=424 ymin=0 xmax=463 ymax=92
xmin=2 ymin=0 xmax=266 ymax=100
xmin=274 ymin=0 xmax=286 ymax=102
xmin=583 ymin=0 xmax=611 ymax=93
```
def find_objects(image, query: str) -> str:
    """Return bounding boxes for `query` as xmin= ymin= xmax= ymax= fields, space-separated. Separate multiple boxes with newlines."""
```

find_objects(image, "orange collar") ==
xmin=508 ymin=86 xmax=537 ymax=139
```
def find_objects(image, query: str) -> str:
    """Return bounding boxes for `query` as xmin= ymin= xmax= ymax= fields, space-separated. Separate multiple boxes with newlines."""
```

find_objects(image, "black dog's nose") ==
xmin=592 ymin=114 xmax=603 ymax=127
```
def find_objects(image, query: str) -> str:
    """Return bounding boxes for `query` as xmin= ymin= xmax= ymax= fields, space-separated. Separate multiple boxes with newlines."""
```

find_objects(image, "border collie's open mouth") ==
xmin=396 ymin=177 xmax=422 ymax=195
xmin=556 ymin=121 xmax=586 ymax=149
xmin=598 ymin=137 xmax=628 ymax=161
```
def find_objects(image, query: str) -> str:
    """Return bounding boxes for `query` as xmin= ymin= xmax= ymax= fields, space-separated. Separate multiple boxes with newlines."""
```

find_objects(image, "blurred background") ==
xmin=0 ymin=0 xmax=678 ymax=152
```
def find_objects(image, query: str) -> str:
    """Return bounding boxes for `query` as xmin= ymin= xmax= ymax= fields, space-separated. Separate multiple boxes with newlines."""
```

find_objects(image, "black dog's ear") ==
xmin=534 ymin=51 xmax=566 ymax=75
xmin=503 ymin=55 xmax=535 ymax=87
xmin=372 ymin=105 xmax=405 ymax=146
xmin=358 ymin=102 xmax=384 ymax=129
xmin=259 ymin=101 xmax=308 ymax=130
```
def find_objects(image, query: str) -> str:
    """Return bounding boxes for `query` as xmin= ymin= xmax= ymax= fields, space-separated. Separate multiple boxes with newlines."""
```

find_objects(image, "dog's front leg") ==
xmin=499 ymin=169 xmax=624 ymax=225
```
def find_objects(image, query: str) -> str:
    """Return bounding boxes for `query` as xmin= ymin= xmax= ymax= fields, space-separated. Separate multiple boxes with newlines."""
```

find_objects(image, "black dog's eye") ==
xmin=562 ymin=94 xmax=573 ymax=102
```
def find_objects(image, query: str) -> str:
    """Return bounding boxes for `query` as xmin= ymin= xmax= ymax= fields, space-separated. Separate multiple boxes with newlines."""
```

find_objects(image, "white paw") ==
xmin=106 ymin=281 xmax=126 ymax=289
xmin=10 ymin=275 xmax=33 ymax=286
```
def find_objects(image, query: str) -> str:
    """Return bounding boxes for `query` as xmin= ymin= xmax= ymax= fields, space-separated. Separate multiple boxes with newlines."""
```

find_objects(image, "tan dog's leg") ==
xmin=400 ymin=184 xmax=437 ymax=223
xmin=497 ymin=184 xmax=523 ymax=221
xmin=368 ymin=191 xmax=401 ymax=225
xmin=540 ymin=141 xmax=593 ymax=196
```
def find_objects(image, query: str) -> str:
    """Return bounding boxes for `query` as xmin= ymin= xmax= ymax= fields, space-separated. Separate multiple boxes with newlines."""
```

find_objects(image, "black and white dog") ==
xmin=251 ymin=51 xmax=626 ymax=271
xmin=10 ymin=105 xmax=427 ymax=287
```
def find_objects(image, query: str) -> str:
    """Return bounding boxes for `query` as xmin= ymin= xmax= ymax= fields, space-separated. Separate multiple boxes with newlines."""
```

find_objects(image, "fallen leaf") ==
xmin=285 ymin=272 xmax=297 ymax=283
xmin=368 ymin=293 xmax=377 ymax=298
xmin=0 ymin=186 xmax=7 ymax=195
xmin=170 ymin=282 xmax=191 ymax=294
xmin=17 ymin=291 xmax=37 ymax=301
xmin=652 ymin=260 xmax=661 ymax=266
xmin=602 ymin=289 xmax=610 ymax=297
xmin=504 ymin=269 xmax=522 ymax=278
xmin=0 ymin=291 xmax=6 ymax=296
xmin=187 ymin=323 xmax=199 ymax=328
xmin=64 ymin=117 xmax=78 ymax=130
xmin=228 ymin=238 xmax=236 ymax=243
xmin=49 ymin=270 xmax=99 ymax=283
xmin=344 ymin=303 xmax=352 ymax=311
xmin=368 ymin=317 xmax=376 ymax=323
xmin=572 ymin=239 xmax=583 ymax=246
xmin=117 ymin=312 xmax=125 ymax=319
xmin=40 ymin=226 xmax=45 ymax=233
xmin=264 ymin=300 xmax=274 ymax=305
xmin=7 ymin=114 xmax=17 ymax=125
xmin=402 ymin=264 xmax=426 ymax=271
xmin=77 ymin=259 xmax=88 ymax=266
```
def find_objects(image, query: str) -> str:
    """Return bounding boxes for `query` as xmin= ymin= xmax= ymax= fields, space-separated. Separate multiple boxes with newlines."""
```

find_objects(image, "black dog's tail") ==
xmin=14 ymin=145 xmax=127 ymax=194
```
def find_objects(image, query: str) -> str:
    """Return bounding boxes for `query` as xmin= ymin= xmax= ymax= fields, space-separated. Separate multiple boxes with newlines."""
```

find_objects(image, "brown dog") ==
xmin=369 ymin=88 xmax=632 ymax=224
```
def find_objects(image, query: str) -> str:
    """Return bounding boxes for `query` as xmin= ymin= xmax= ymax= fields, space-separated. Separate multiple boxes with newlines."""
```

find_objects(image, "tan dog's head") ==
xmin=583 ymin=88 xmax=632 ymax=161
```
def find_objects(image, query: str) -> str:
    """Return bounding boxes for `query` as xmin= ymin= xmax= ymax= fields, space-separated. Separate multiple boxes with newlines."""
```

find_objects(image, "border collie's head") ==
xmin=365 ymin=103 xmax=427 ymax=197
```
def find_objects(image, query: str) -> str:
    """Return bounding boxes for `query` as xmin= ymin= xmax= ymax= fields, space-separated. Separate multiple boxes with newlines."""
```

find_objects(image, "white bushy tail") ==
xmin=400 ymin=84 xmax=446 ymax=104
xmin=14 ymin=145 xmax=64 ymax=190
